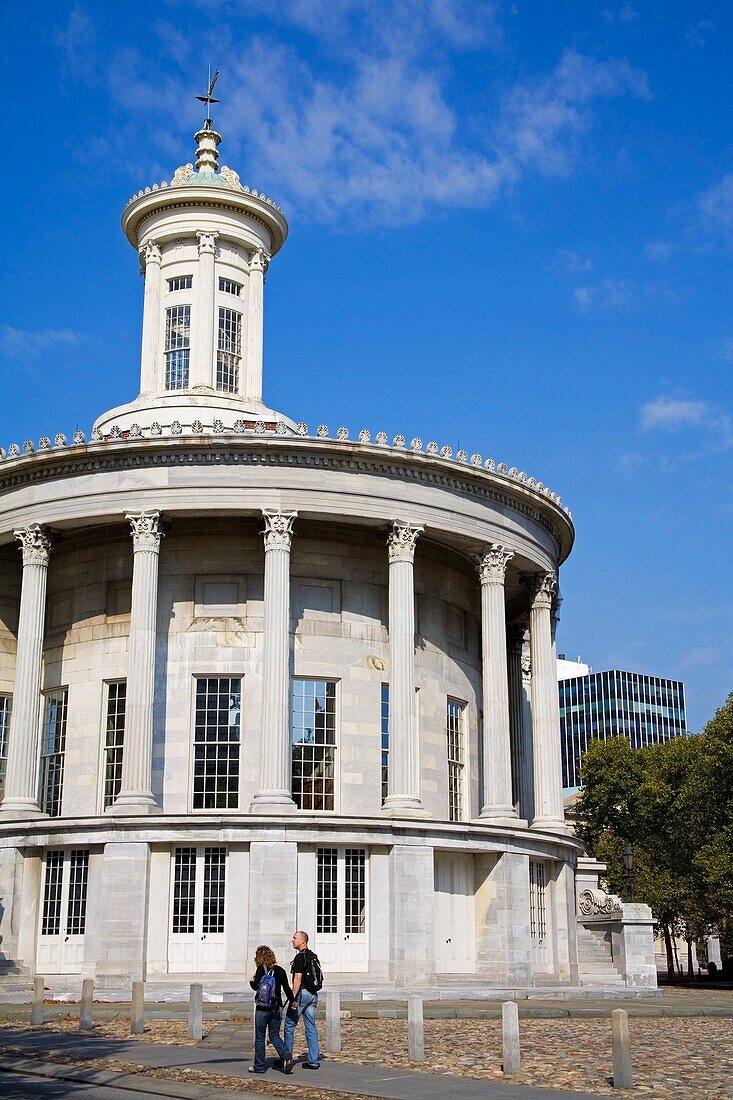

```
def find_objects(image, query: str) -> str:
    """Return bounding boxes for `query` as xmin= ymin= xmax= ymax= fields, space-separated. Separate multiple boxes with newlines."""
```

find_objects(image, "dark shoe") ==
xmin=273 ymin=1059 xmax=283 ymax=1070
xmin=283 ymin=1053 xmax=293 ymax=1074
xmin=302 ymin=1062 xmax=320 ymax=1069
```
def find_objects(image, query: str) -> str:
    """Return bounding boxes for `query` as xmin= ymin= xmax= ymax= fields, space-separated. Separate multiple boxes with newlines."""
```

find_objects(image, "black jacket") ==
xmin=249 ymin=963 xmax=294 ymax=1010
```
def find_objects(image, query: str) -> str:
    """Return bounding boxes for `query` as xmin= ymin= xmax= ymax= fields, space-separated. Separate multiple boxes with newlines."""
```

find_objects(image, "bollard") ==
xmin=130 ymin=980 xmax=145 ymax=1035
xmin=80 ymin=979 xmax=94 ymax=1030
xmin=611 ymin=1008 xmax=633 ymax=1088
xmin=407 ymin=995 xmax=424 ymax=1063
xmin=188 ymin=983 xmax=203 ymax=1041
xmin=502 ymin=1000 xmax=520 ymax=1075
xmin=31 ymin=975 xmax=45 ymax=1026
xmin=325 ymin=990 xmax=341 ymax=1053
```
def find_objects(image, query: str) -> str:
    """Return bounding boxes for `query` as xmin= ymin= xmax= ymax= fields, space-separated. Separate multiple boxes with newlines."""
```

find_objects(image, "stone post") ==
xmin=192 ymin=230 xmax=218 ymax=390
xmin=611 ymin=1008 xmax=633 ymax=1088
xmin=0 ymin=525 xmax=52 ymax=819
xmin=244 ymin=247 xmax=267 ymax=402
xmin=477 ymin=545 xmax=518 ymax=823
xmin=251 ymin=511 xmax=297 ymax=813
xmin=188 ymin=982 xmax=203 ymax=1041
xmin=382 ymin=521 xmax=427 ymax=818
xmin=80 ymin=979 xmax=94 ymax=1030
xmin=31 ymin=975 xmax=45 ymax=1026
xmin=139 ymin=240 xmax=162 ymax=394
xmin=502 ymin=1000 xmax=520 ymax=1075
xmin=325 ymin=990 xmax=341 ymax=1053
xmin=131 ymin=980 xmax=145 ymax=1034
xmin=110 ymin=512 xmax=162 ymax=815
xmin=407 ymin=995 xmax=424 ymax=1062
xmin=528 ymin=572 xmax=565 ymax=831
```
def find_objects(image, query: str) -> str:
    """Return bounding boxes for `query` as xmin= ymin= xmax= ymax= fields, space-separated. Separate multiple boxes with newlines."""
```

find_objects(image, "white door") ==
xmin=434 ymin=851 xmax=475 ymax=974
xmin=315 ymin=847 xmax=368 ymax=973
xmin=168 ymin=846 xmax=227 ymax=973
xmin=529 ymin=859 xmax=551 ymax=974
xmin=37 ymin=849 xmax=88 ymax=974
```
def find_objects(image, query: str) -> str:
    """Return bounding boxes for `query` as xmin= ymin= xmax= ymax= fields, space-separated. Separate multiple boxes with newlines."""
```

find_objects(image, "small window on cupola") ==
xmin=165 ymin=305 xmax=191 ymax=389
xmin=168 ymin=275 xmax=193 ymax=292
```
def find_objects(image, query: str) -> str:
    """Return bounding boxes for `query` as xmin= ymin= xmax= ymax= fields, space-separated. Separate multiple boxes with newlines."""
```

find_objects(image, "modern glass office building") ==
xmin=558 ymin=669 xmax=687 ymax=790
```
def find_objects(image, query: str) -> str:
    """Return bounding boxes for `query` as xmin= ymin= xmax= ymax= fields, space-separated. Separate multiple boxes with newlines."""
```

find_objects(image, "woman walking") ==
xmin=249 ymin=945 xmax=295 ymax=1074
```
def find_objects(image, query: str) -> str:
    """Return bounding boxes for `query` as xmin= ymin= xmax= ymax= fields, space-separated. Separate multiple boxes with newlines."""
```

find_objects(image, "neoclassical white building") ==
xmin=0 ymin=113 xmax=656 ymax=994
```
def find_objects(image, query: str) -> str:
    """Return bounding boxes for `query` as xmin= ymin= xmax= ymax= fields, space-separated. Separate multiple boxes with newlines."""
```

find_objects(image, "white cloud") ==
xmin=640 ymin=396 xmax=709 ymax=430
xmin=685 ymin=20 xmax=714 ymax=48
xmin=644 ymin=239 xmax=676 ymax=261
xmin=573 ymin=277 xmax=634 ymax=309
xmin=557 ymin=249 xmax=592 ymax=274
xmin=697 ymin=172 xmax=733 ymax=237
xmin=0 ymin=326 xmax=90 ymax=357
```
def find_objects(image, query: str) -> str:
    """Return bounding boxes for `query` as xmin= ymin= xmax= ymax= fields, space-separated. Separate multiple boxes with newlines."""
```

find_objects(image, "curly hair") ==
xmin=254 ymin=944 xmax=277 ymax=969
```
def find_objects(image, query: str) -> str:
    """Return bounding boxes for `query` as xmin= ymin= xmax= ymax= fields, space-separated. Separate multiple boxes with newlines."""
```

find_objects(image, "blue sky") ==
xmin=1 ymin=1 xmax=731 ymax=731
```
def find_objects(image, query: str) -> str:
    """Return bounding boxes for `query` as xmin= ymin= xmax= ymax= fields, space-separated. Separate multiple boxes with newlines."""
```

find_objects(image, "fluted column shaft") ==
xmin=0 ymin=525 xmax=52 ymax=819
xmin=139 ymin=240 xmax=162 ymax=394
xmin=192 ymin=231 xmax=218 ymax=389
xmin=251 ymin=510 xmax=297 ymax=813
xmin=244 ymin=248 xmax=267 ymax=402
xmin=382 ymin=522 xmax=427 ymax=818
xmin=529 ymin=572 xmax=565 ymax=831
xmin=111 ymin=512 xmax=162 ymax=814
xmin=477 ymin=546 xmax=518 ymax=822
xmin=507 ymin=626 xmax=534 ymax=822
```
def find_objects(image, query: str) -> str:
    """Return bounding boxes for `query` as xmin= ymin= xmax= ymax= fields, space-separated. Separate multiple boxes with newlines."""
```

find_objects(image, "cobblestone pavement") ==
xmin=2 ymin=1013 xmax=732 ymax=1098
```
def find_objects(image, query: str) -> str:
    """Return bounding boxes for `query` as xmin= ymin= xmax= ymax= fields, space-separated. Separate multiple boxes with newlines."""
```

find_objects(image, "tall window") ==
xmin=380 ymin=684 xmax=389 ymax=803
xmin=446 ymin=697 xmax=465 ymax=822
xmin=192 ymin=678 xmax=241 ymax=809
xmin=317 ymin=847 xmax=337 ymax=933
xmin=529 ymin=860 xmax=547 ymax=940
xmin=217 ymin=307 xmax=242 ymax=393
xmin=40 ymin=691 xmax=67 ymax=817
xmin=0 ymin=694 xmax=11 ymax=800
xmin=103 ymin=682 xmax=126 ymax=809
xmin=165 ymin=304 xmax=191 ymax=390
xmin=172 ymin=847 xmax=197 ymax=933
xmin=66 ymin=850 xmax=90 ymax=935
xmin=41 ymin=850 xmax=64 ymax=935
xmin=292 ymin=679 xmax=336 ymax=810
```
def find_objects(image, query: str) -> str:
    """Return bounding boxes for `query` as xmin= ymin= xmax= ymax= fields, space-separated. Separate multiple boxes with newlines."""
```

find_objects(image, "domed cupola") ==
xmin=94 ymin=75 xmax=292 ymax=437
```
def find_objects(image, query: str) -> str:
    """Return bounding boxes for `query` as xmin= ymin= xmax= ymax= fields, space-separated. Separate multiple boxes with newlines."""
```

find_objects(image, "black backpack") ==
xmin=301 ymin=949 xmax=324 ymax=994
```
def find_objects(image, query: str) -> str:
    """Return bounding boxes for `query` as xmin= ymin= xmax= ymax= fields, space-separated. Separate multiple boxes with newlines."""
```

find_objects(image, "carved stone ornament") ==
xmin=578 ymin=888 xmax=623 ymax=917
xmin=171 ymin=163 xmax=195 ymax=186
xmin=140 ymin=240 xmax=162 ymax=267
xmin=196 ymin=230 xmax=219 ymax=255
xmin=126 ymin=510 xmax=164 ymax=552
xmin=387 ymin=521 xmax=424 ymax=564
xmin=530 ymin=570 xmax=558 ymax=610
xmin=477 ymin=544 xmax=514 ymax=585
xmin=14 ymin=524 xmax=52 ymax=567
xmin=249 ymin=247 xmax=270 ymax=275
xmin=261 ymin=510 xmax=297 ymax=551
xmin=521 ymin=652 xmax=532 ymax=683
xmin=219 ymin=165 xmax=242 ymax=190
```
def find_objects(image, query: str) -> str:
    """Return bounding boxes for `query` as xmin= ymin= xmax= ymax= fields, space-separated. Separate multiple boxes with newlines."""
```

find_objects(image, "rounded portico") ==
xmin=0 ymin=102 xmax=588 ymax=995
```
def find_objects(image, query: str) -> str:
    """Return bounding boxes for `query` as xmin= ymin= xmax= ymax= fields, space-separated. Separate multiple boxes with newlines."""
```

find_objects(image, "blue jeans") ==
xmin=284 ymin=989 xmax=320 ymax=1065
xmin=253 ymin=1007 xmax=287 ymax=1072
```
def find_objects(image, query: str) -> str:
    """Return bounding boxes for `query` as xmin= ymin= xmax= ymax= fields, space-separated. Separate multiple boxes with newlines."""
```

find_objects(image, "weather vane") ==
xmin=196 ymin=65 xmax=220 ymax=122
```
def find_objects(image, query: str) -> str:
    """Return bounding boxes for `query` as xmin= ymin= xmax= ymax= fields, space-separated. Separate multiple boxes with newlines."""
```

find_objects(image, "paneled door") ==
xmin=37 ymin=849 xmax=89 ymax=974
xmin=168 ymin=846 xmax=227 ymax=973
xmin=434 ymin=851 xmax=476 ymax=974
xmin=315 ymin=847 xmax=368 ymax=973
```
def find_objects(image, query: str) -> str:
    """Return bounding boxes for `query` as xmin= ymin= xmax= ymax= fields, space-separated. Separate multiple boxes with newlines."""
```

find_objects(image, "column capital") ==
xmin=262 ymin=510 xmax=297 ymax=551
xmin=249 ymin=247 xmax=270 ymax=275
xmin=477 ymin=544 xmax=514 ymax=585
xmin=14 ymin=524 xmax=52 ymax=567
xmin=525 ymin=570 xmax=558 ymax=610
xmin=196 ymin=230 xmax=219 ymax=255
xmin=126 ymin=510 xmax=164 ymax=553
xmin=139 ymin=240 xmax=162 ymax=268
xmin=387 ymin=521 xmax=423 ymax=564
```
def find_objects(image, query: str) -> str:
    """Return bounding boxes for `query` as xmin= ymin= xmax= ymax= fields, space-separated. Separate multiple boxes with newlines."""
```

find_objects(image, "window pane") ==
xmin=165 ymin=305 xmax=191 ymax=390
xmin=292 ymin=680 xmax=337 ymax=810
xmin=192 ymin=679 xmax=241 ymax=809
xmin=41 ymin=850 xmax=64 ymax=936
xmin=172 ymin=847 xmax=197 ymax=934
xmin=446 ymin=698 xmax=464 ymax=822
xmin=0 ymin=694 xmax=11 ymax=800
xmin=103 ymin=682 xmax=126 ymax=809
xmin=345 ymin=848 xmax=366 ymax=933
xmin=66 ymin=850 xmax=90 ymax=935
xmin=317 ymin=847 xmax=337 ymax=934
xmin=216 ymin=307 xmax=242 ymax=392
xmin=380 ymin=684 xmax=389 ymax=804
xmin=202 ymin=847 xmax=226 ymax=934
xmin=40 ymin=691 xmax=68 ymax=817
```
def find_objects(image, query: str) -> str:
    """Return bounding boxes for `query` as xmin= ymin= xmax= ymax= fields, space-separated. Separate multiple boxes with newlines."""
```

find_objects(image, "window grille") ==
xmin=345 ymin=848 xmax=366 ymax=933
xmin=317 ymin=847 xmax=338 ymax=934
xmin=172 ymin=847 xmax=197 ymax=934
xmin=529 ymin=860 xmax=547 ymax=940
xmin=0 ymin=694 xmax=11 ymax=799
xmin=380 ymin=684 xmax=389 ymax=804
xmin=103 ymin=682 xmax=126 ymax=809
xmin=40 ymin=691 xmax=67 ymax=817
xmin=292 ymin=679 xmax=337 ymax=810
xmin=41 ymin=850 xmax=64 ymax=935
xmin=167 ymin=275 xmax=192 ymax=292
xmin=192 ymin=678 xmax=241 ymax=809
xmin=218 ymin=277 xmax=242 ymax=296
xmin=446 ymin=698 xmax=465 ymax=822
xmin=216 ymin=307 xmax=242 ymax=392
xmin=202 ymin=847 xmax=226 ymax=934
xmin=66 ymin=850 xmax=89 ymax=935
xmin=165 ymin=305 xmax=191 ymax=390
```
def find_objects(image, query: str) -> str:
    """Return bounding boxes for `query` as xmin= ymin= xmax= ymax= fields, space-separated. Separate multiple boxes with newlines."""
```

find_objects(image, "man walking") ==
xmin=284 ymin=930 xmax=321 ymax=1069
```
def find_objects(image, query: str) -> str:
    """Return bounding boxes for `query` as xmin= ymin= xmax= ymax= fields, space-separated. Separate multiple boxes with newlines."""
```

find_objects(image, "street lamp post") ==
xmin=622 ymin=845 xmax=635 ymax=902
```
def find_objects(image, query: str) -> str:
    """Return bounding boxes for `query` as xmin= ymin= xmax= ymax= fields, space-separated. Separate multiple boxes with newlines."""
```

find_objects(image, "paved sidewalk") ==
xmin=0 ymin=1028 xmax=597 ymax=1099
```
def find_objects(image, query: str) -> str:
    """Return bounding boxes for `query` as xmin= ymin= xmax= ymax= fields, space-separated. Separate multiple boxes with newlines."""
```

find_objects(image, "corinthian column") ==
xmin=477 ymin=545 xmax=518 ymax=823
xmin=382 ymin=521 xmax=428 ymax=818
xmin=139 ymin=240 xmax=162 ymax=394
xmin=192 ymin=230 xmax=218 ymax=389
xmin=110 ymin=511 xmax=163 ymax=815
xmin=244 ymin=247 xmax=268 ymax=403
xmin=251 ymin=510 xmax=298 ymax=814
xmin=507 ymin=626 xmax=534 ymax=822
xmin=528 ymin=571 xmax=565 ymax=831
xmin=0 ymin=525 xmax=52 ymax=819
